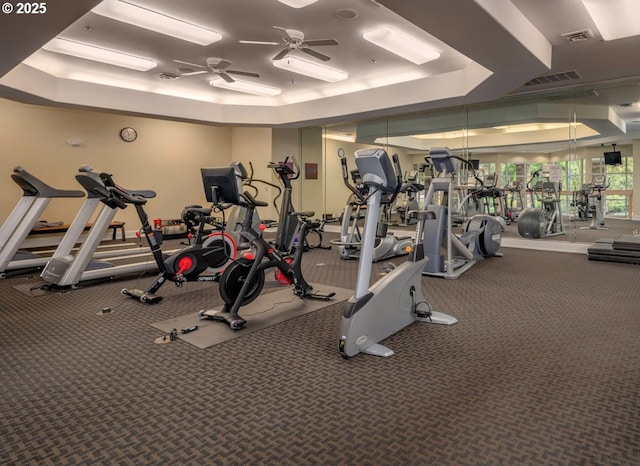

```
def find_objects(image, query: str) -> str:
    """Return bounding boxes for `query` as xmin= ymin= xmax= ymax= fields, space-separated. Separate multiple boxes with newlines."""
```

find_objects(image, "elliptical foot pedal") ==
xmin=198 ymin=309 xmax=247 ymax=330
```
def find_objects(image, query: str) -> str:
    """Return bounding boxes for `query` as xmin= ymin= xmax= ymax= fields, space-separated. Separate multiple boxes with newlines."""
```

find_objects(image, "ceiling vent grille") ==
xmin=546 ymin=89 xmax=599 ymax=101
xmin=524 ymin=70 xmax=582 ymax=87
xmin=561 ymin=29 xmax=593 ymax=43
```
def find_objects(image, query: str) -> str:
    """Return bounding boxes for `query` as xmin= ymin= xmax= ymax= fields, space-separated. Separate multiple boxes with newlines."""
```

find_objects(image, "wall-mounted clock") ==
xmin=119 ymin=127 xmax=137 ymax=142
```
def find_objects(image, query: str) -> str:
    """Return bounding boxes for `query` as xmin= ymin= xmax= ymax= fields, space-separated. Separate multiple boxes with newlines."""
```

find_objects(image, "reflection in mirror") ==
xmin=316 ymin=77 xmax=639 ymax=246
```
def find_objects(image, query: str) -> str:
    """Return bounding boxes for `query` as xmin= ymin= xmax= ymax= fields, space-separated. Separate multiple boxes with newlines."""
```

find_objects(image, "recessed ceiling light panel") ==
xmin=273 ymin=56 xmax=348 ymax=82
xmin=92 ymin=0 xmax=222 ymax=45
xmin=209 ymin=78 xmax=282 ymax=97
xmin=363 ymin=26 xmax=440 ymax=65
xmin=42 ymin=37 xmax=157 ymax=71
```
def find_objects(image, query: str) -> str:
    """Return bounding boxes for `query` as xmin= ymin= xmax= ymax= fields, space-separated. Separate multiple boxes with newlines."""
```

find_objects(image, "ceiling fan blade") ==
xmin=302 ymin=47 xmax=331 ymax=62
xmin=173 ymin=59 xmax=205 ymax=68
xmin=272 ymin=49 xmax=290 ymax=61
xmin=239 ymin=40 xmax=280 ymax=45
xmin=273 ymin=26 xmax=289 ymax=36
xmin=217 ymin=59 xmax=232 ymax=70
xmin=219 ymin=73 xmax=235 ymax=83
xmin=181 ymin=70 xmax=209 ymax=76
xmin=304 ymin=39 xmax=338 ymax=47
xmin=227 ymin=70 xmax=261 ymax=78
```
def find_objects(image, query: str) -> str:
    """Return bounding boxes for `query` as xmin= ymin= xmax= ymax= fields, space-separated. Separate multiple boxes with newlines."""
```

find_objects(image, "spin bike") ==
xmin=338 ymin=148 xmax=457 ymax=358
xmin=107 ymin=168 xmax=240 ymax=304
xmin=199 ymin=162 xmax=335 ymax=330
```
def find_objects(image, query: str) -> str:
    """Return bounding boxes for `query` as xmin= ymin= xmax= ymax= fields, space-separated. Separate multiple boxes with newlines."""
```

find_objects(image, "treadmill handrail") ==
xmin=11 ymin=166 xmax=85 ymax=198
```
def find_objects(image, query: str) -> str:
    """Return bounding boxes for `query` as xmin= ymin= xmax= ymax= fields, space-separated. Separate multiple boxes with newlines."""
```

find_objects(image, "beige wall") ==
xmin=322 ymin=138 xmax=413 ymax=217
xmin=299 ymin=127 xmax=323 ymax=218
xmin=0 ymin=99 xmax=262 ymax=230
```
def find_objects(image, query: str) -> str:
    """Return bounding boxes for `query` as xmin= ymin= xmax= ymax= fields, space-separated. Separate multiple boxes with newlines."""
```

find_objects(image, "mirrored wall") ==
xmin=297 ymin=77 xmax=639 ymax=244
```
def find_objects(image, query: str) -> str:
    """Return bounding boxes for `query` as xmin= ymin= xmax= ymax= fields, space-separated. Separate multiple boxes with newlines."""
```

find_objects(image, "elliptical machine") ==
xmin=394 ymin=170 xmax=422 ymax=227
xmin=338 ymin=148 xmax=457 ymax=358
xmin=422 ymin=148 xmax=505 ymax=279
xmin=199 ymin=161 xmax=335 ymax=330
xmin=331 ymin=148 xmax=414 ymax=262
xmin=518 ymin=166 xmax=565 ymax=239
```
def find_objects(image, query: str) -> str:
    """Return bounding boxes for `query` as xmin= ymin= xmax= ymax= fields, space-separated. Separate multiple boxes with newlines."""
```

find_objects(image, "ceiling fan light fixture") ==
xmin=42 ymin=37 xmax=157 ymax=71
xmin=273 ymin=56 xmax=348 ymax=82
xmin=276 ymin=0 xmax=318 ymax=8
xmin=580 ymin=0 xmax=640 ymax=40
xmin=363 ymin=26 xmax=440 ymax=65
xmin=209 ymin=78 xmax=282 ymax=97
xmin=92 ymin=0 xmax=222 ymax=45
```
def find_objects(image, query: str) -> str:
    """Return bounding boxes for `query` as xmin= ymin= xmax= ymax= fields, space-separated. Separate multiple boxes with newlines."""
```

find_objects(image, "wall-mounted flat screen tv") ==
xmin=603 ymin=151 xmax=622 ymax=166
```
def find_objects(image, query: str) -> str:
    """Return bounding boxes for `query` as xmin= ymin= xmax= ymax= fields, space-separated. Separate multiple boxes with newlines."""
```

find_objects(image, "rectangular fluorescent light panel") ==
xmin=209 ymin=78 xmax=281 ymax=97
xmin=92 ymin=0 xmax=222 ymax=45
xmin=323 ymin=133 xmax=355 ymax=143
xmin=363 ymin=26 xmax=440 ymax=65
xmin=273 ymin=56 xmax=348 ymax=82
xmin=42 ymin=37 xmax=157 ymax=71
xmin=580 ymin=0 xmax=640 ymax=40
xmin=277 ymin=0 xmax=318 ymax=7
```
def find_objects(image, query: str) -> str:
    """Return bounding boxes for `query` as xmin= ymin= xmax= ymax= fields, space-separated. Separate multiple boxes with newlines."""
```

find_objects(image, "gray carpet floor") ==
xmin=1 ymin=242 xmax=639 ymax=465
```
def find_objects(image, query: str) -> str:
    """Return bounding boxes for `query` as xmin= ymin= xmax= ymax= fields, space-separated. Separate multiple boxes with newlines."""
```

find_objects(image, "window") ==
xmin=602 ymin=155 xmax=633 ymax=217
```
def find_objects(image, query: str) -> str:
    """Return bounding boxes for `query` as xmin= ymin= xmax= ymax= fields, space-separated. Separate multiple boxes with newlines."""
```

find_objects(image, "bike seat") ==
xmin=184 ymin=207 xmax=212 ymax=215
xmin=293 ymin=211 xmax=315 ymax=219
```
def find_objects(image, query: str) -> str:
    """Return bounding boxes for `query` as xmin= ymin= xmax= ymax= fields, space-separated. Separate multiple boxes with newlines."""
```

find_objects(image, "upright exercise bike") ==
xmin=338 ymin=148 xmax=457 ymax=358
xmin=199 ymin=163 xmax=335 ymax=330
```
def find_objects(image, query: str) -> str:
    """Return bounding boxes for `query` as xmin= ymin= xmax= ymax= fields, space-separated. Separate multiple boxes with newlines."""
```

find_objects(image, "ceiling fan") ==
xmin=173 ymin=57 xmax=260 ymax=83
xmin=240 ymin=26 xmax=338 ymax=61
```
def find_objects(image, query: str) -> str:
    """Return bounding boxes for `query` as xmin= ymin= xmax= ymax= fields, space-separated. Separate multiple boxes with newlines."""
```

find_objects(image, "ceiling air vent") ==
xmin=561 ymin=29 xmax=593 ymax=43
xmin=524 ymin=70 xmax=582 ymax=87
xmin=158 ymin=72 xmax=180 ymax=80
xmin=546 ymin=89 xmax=599 ymax=101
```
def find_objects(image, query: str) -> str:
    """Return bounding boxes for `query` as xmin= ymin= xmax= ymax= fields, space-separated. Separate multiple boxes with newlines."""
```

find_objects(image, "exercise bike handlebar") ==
xmin=589 ymin=176 xmax=610 ymax=192
xmin=98 ymin=172 xmax=156 ymax=207
xmin=267 ymin=155 xmax=300 ymax=181
xmin=241 ymin=190 xmax=269 ymax=208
